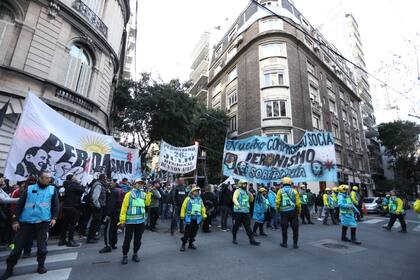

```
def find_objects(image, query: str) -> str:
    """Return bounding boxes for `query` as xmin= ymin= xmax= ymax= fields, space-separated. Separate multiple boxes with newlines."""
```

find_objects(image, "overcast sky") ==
xmin=137 ymin=0 xmax=420 ymax=124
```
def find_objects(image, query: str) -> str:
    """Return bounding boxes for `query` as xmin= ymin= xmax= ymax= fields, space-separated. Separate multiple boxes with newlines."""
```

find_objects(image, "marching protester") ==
xmin=337 ymin=185 xmax=361 ymax=244
xmin=299 ymin=183 xmax=313 ymax=224
xmin=0 ymin=172 xmax=59 ymax=280
xmin=315 ymin=191 xmax=324 ymax=221
xmin=148 ymin=180 xmax=162 ymax=232
xmin=219 ymin=183 xmax=233 ymax=231
xmin=179 ymin=186 xmax=207 ymax=251
xmin=201 ymin=185 xmax=217 ymax=233
xmin=232 ymin=180 xmax=260 ymax=246
xmin=119 ymin=178 xmax=151 ymax=264
xmin=58 ymin=174 xmax=84 ymax=247
xmin=323 ymin=188 xmax=338 ymax=225
xmin=252 ymin=188 xmax=269 ymax=236
xmin=171 ymin=177 xmax=189 ymax=235
xmin=267 ymin=185 xmax=278 ymax=229
xmin=119 ymin=178 xmax=131 ymax=193
xmin=351 ymin=186 xmax=362 ymax=221
xmin=276 ymin=177 xmax=301 ymax=249
xmin=383 ymin=190 xmax=407 ymax=233
xmin=86 ymin=174 xmax=108 ymax=244
xmin=99 ymin=179 xmax=124 ymax=253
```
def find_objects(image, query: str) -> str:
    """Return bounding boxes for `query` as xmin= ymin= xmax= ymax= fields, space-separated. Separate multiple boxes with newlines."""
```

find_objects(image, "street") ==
xmin=1 ymin=212 xmax=419 ymax=280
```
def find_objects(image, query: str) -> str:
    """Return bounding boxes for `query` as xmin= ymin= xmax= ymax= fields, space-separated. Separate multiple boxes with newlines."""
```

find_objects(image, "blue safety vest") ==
xmin=279 ymin=188 xmax=296 ymax=212
xmin=233 ymin=189 xmax=250 ymax=213
xmin=20 ymin=184 xmax=55 ymax=223
xmin=184 ymin=197 xmax=203 ymax=224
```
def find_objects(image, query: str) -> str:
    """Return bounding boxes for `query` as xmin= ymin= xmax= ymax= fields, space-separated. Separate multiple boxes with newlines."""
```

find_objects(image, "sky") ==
xmin=136 ymin=0 xmax=420 ymax=124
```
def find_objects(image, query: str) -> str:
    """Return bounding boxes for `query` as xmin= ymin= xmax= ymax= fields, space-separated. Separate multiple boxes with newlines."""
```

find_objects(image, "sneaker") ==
xmin=280 ymin=243 xmax=287 ymax=248
xmin=57 ymin=239 xmax=67 ymax=246
xmin=188 ymin=243 xmax=197 ymax=250
xmin=249 ymin=240 xmax=260 ymax=246
xmin=132 ymin=254 xmax=140 ymax=262
xmin=220 ymin=228 xmax=228 ymax=232
xmin=341 ymin=237 xmax=351 ymax=242
xmin=121 ymin=255 xmax=128 ymax=265
xmin=111 ymin=245 xmax=118 ymax=250
xmin=351 ymin=240 xmax=362 ymax=245
xmin=260 ymin=233 xmax=268 ymax=237
xmin=150 ymin=228 xmax=157 ymax=232
xmin=180 ymin=244 xmax=186 ymax=252
xmin=66 ymin=240 xmax=80 ymax=247
xmin=232 ymin=239 xmax=238 ymax=245
xmin=99 ymin=246 xmax=112 ymax=254
xmin=293 ymin=243 xmax=299 ymax=249
xmin=37 ymin=265 xmax=47 ymax=274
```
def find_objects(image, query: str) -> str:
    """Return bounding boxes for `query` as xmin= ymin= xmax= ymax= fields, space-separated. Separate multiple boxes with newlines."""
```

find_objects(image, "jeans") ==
xmin=60 ymin=207 xmax=80 ymax=242
xmin=300 ymin=204 xmax=312 ymax=223
xmin=122 ymin=223 xmax=145 ymax=255
xmin=220 ymin=206 xmax=230 ymax=230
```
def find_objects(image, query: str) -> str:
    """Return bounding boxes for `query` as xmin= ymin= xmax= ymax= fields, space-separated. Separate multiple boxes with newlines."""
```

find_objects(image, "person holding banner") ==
xmin=337 ymin=185 xmax=361 ymax=244
xmin=232 ymin=180 xmax=260 ymax=246
xmin=276 ymin=177 xmax=301 ymax=249
xmin=179 ymin=186 xmax=207 ymax=252
xmin=119 ymin=178 xmax=151 ymax=264
xmin=0 ymin=172 xmax=59 ymax=280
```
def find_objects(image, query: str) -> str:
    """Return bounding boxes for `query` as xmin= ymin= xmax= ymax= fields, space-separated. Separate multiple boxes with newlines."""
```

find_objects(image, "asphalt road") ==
xmin=1 ymin=211 xmax=420 ymax=280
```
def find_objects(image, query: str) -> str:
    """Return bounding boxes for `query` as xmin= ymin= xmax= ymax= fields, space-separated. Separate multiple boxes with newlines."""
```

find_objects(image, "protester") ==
xmin=180 ymin=186 xmax=207 ymax=251
xmin=252 ymin=188 xmax=269 ymax=236
xmin=87 ymin=174 xmax=108 ymax=243
xmin=299 ymin=184 xmax=313 ymax=224
xmin=323 ymin=188 xmax=337 ymax=225
xmin=231 ymin=180 xmax=260 ymax=246
xmin=170 ymin=177 xmax=189 ymax=235
xmin=276 ymin=177 xmax=301 ymax=249
xmin=58 ymin=174 xmax=84 ymax=247
xmin=338 ymin=185 xmax=361 ymax=244
xmin=119 ymin=178 xmax=151 ymax=264
xmin=219 ymin=184 xmax=233 ymax=231
xmin=315 ymin=191 xmax=324 ymax=221
xmin=0 ymin=172 xmax=59 ymax=280
xmin=201 ymin=185 xmax=217 ymax=233
xmin=119 ymin=178 xmax=130 ymax=193
xmin=148 ymin=180 xmax=161 ymax=232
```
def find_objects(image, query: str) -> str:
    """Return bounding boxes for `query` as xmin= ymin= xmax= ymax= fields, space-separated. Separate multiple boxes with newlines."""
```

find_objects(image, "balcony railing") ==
xmin=55 ymin=88 xmax=98 ymax=112
xmin=72 ymin=0 xmax=108 ymax=38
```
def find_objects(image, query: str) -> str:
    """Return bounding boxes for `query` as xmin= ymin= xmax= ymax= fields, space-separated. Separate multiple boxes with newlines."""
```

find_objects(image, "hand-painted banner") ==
xmin=4 ymin=93 xmax=141 ymax=185
xmin=158 ymin=140 xmax=198 ymax=174
xmin=222 ymin=132 xmax=337 ymax=184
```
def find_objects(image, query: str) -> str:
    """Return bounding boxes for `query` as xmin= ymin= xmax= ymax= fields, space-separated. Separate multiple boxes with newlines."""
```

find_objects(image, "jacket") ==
xmin=351 ymin=191 xmax=359 ymax=205
xmin=233 ymin=188 xmax=254 ymax=213
xmin=413 ymin=199 xmax=420 ymax=214
xmin=180 ymin=196 xmax=207 ymax=224
xmin=62 ymin=180 xmax=84 ymax=209
xmin=268 ymin=190 xmax=276 ymax=209
xmin=219 ymin=186 xmax=233 ymax=207
xmin=91 ymin=181 xmax=107 ymax=209
xmin=253 ymin=194 xmax=268 ymax=222
xmin=172 ymin=185 xmax=189 ymax=207
xmin=119 ymin=189 xmax=151 ymax=224
xmin=148 ymin=188 xmax=161 ymax=208
xmin=388 ymin=197 xmax=404 ymax=215
xmin=276 ymin=186 xmax=301 ymax=213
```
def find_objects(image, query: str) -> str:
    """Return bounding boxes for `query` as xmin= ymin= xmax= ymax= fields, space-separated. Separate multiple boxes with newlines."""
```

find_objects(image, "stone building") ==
xmin=0 ymin=0 xmax=130 ymax=172
xmin=207 ymin=0 xmax=372 ymax=194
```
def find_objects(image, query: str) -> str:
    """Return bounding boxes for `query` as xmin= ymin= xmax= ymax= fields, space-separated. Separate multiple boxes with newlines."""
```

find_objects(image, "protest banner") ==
xmin=158 ymin=140 xmax=198 ymax=174
xmin=4 ymin=92 xmax=141 ymax=185
xmin=222 ymin=132 xmax=337 ymax=184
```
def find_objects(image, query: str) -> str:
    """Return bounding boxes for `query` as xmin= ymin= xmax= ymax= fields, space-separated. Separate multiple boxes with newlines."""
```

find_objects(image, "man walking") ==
xmin=87 ymin=174 xmax=107 ymax=244
xmin=171 ymin=177 xmax=189 ymax=234
xmin=219 ymin=184 xmax=233 ymax=231
xmin=148 ymin=180 xmax=161 ymax=232
xmin=383 ymin=190 xmax=407 ymax=233
xmin=0 ymin=172 xmax=59 ymax=280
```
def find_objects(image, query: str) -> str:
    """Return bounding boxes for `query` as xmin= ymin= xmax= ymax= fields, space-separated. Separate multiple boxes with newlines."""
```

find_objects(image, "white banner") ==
xmin=5 ymin=93 xmax=141 ymax=185
xmin=158 ymin=140 xmax=198 ymax=174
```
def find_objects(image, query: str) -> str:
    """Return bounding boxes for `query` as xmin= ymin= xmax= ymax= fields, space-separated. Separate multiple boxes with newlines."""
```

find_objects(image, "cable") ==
xmin=251 ymin=0 xmax=418 ymax=108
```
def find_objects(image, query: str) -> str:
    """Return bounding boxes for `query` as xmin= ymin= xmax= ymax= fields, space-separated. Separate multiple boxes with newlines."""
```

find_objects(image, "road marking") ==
xmin=0 ymin=252 xmax=78 ymax=269
xmin=0 ymin=244 xmax=81 ymax=258
xmin=413 ymin=225 xmax=420 ymax=232
xmin=383 ymin=222 xmax=400 ymax=229
xmin=362 ymin=219 xmax=385 ymax=224
xmin=9 ymin=268 xmax=72 ymax=280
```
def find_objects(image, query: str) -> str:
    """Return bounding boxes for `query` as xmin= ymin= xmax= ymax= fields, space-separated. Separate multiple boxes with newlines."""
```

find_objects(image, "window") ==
xmin=65 ymin=44 xmax=92 ymax=96
xmin=227 ymin=46 xmax=237 ymax=61
xmin=335 ymin=150 xmax=342 ymax=165
xmin=215 ymin=45 xmax=222 ymax=57
xmin=348 ymin=155 xmax=353 ymax=167
xmin=339 ymin=90 xmax=345 ymax=100
xmin=312 ymin=113 xmax=321 ymax=129
xmin=326 ymin=78 xmax=332 ymax=89
xmin=84 ymin=0 xmax=102 ymax=15
xmin=265 ymin=100 xmax=287 ymax=118
xmin=332 ymin=124 xmax=340 ymax=138
xmin=261 ymin=43 xmax=284 ymax=58
xmin=229 ymin=115 xmax=237 ymax=132
xmin=0 ymin=5 xmax=14 ymax=22
xmin=228 ymin=26 xmax=237 ymax=42
xmin=307 ymin=60 xmax=315 ymax=75
xmin=227 ymin=67 xmax=237 ymax=83
xmin=262 ymin=70 xmax=284 ymax=87
xmin=352 ymin=117 xmax=358 ymax=127
xmin=342 ymin=109 xmax=348 ymax=121
xmin=329 ymin=99 xmax=337 ymax=114
xmin=345 ymin=132 xmax=350 ymax=144
xmin=358 ymin=158 xmax=363 ymax=170
xmin=213 ymin=82 xmax=222 ymax=97
xmin=355 ymin=137 xmax=361 ymax=148
xmin=227 ymin=90 xmax=237 ymax=108
xmin=0 ymin=5 xmax=15 ymax=63
xmin=260 ymin=18 xmax=283 ymax=32
xmin=309 ymin=84 xmax=319 ymax=102
xmin=266 ymin=133 xmax=289 ymax=144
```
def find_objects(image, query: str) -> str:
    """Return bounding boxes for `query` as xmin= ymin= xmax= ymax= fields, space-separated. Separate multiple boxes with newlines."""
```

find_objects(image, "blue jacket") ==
xmin=268 ymin=190 xmax=276 ymax=209
xmin=253 ymin=194 xmax=268 ymax=222
xmin=20 ymin=184 xmax=56 ymax=224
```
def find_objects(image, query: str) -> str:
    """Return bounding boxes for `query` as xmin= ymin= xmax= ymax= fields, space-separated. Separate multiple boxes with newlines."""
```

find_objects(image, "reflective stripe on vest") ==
xmin=280 ymin=190 xmax=296 ymax=212
xmin=127 ymin=192 xmax=146 ymax=220
xmin=301 ymin=193 xmax=308 ymax=204
xmin=340 ymin=196 xmax=353 ymax=215
xmin=187 ymin=198 xmax=202 ymax=216
xmin=234 ymin=190 xmax=250 ymax=213
xmin=20 ymin=184 xmax=54 ymax=223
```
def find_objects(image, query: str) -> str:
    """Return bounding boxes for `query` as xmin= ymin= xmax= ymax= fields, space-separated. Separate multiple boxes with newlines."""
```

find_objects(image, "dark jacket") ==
xmin=105 ymin=188 xmax=122 ymax=217
xmin=171 ymin=185 xmax=188 ymax=207
xmin=202 ymin=191 xmax=218 ymax=213
xmin=219 ymin=186 xmax=233 ymax=207
xmin=63 ymin=180 xmax=84 ymax=209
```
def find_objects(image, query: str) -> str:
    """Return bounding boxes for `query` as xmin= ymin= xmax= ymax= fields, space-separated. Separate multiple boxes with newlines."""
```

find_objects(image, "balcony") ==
xmin=55 ymin=88 xmax=99 ymax=112
xmin=72 ymin=0 xmax=108 ymax=38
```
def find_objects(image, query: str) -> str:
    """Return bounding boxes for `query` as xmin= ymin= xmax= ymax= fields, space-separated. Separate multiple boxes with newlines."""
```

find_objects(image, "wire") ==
xmin=251 ymin=0 xmax=418 ymax=109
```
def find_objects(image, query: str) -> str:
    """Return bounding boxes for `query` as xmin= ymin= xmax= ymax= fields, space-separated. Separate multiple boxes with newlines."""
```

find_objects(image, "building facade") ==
xmin=0 ymin=0 xmax=130 ymax=172
xmin=207 ymin=0 xmax=372 ymax=194
xmin=188 ymin=32 xmax=210 ymax=105
xmin=122 ymin=0 xmax=136 ymax=80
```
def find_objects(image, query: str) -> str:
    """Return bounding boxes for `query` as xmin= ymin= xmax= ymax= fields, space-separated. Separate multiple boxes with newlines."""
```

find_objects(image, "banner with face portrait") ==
xmin=222 ymin=132 xmax=337 ymax=184
xmin=4 ymin=92 xmax=141 ymax=185
xmin=158 ymin=140 xmax=198 ymax=174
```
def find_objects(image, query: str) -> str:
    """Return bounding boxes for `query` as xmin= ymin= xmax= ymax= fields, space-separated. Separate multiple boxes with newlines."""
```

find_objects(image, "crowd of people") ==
xmin=0 ymin=172 xmax=419 ymax=279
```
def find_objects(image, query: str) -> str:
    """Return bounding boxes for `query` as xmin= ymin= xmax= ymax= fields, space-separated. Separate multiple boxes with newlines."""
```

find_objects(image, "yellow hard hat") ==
xmin=338 ymin=185 xmax=349 ymax=192
xmin=282 ymin=177 xmax=293 ymax=185
xmin=332 ymin=187 xmax=339 ymax=192
xmin=258 ymin=187 xmax=267 ymax=193
xmin=352 ymin=186 xmax=358 ymax=191
xmin=238 ymin=179 xmax=247 ymax=185
xmin=191 ymin=186 xmax=201 ymax=193
xmin=325 ymin=187 xmax=331 ymax=191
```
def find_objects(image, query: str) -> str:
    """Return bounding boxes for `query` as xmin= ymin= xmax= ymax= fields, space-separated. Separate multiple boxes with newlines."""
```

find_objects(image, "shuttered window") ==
xmin=65 ymin=45 xmax=92 ymax=96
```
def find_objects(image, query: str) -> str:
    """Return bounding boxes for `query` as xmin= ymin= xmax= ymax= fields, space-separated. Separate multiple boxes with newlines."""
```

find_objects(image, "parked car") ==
xmin=363 ymin=197 xmax=380 ymax=213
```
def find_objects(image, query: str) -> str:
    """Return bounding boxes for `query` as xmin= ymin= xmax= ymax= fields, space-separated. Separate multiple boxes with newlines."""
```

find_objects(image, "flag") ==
xmin=0 ymin=100 xmax=9 ymax=127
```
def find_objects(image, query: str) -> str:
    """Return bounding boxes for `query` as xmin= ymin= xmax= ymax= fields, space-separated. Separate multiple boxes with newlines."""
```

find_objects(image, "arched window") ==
xmin=0 ymin=4 xmax=15 ymax=63
xmin=65 ymin=44 xmax=92 ymax=96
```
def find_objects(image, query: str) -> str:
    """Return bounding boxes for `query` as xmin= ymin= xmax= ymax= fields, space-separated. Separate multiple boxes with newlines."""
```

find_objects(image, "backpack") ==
xmin=115 ymin=188 xmax=125 ymax=208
